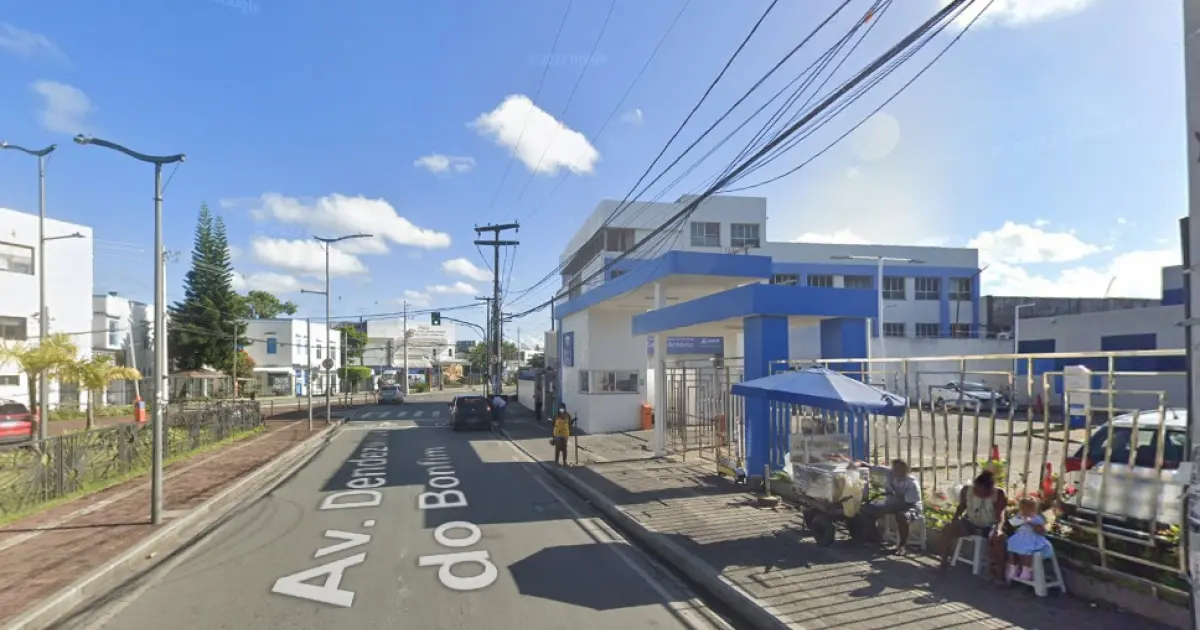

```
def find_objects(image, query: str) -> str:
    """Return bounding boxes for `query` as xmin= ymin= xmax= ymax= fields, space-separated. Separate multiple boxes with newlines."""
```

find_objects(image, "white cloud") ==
xmin=231 ymin=271 xmax=302 ymax=293
xmin=471 ymin=94 xmax=600 ymax=176
xmin=31 ymin=80 xmax=92 ymax=134
xmin=229 ymin=245 xmax=242 ymax=261
xmin=620 ymin=108 xmax=643 ymax=125
xmin=247 ymin=193 xmax=451 ymax=251
xmin=0 ymin=24 xmax=66 ymax=61
xmin=414 ymin=154 xmax=476 ymax=174
xmin=792 ymin=229 xmax=872 ymax=245
xmin=966 ymin=221 xmax=1099 ymax=266
xmin=251 ymin=237 xmax=367 ymax=278
xmin=442 ymin=257 xmax=491 ymax=282
xmin=942 ymin=0 xmax=1096 ymax=29
xmin=402 ymin=281 xmax=479 ymax=307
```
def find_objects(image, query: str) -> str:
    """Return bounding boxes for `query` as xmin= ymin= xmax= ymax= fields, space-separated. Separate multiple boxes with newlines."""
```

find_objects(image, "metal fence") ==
xmin=778 ymin=349 xmax=1188 ymax=593
xmin=663 ymin=359 xmax=746 ymax=466
xmin=0 ymin=400 xmax=264 ymax=519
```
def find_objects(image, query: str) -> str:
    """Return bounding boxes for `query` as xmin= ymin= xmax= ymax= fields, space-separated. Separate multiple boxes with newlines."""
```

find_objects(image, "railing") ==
xmin=0 ymin=400 xmax=264 ymax=520
xmin=772 ymin=349 xmax=1188 ymax=594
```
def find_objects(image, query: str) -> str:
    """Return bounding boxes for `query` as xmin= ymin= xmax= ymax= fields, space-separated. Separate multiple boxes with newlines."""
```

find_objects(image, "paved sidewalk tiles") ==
xmin=0 ymin=419 xmax=321 ymax=626
xmin=504 ymin=420 xmax=1170 ymax=629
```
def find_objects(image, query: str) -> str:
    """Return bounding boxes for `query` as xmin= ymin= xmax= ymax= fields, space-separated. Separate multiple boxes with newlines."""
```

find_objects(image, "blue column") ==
xmin=744 ymin=315 xmax=789 ymax=477
xmin=820 ymin=318 xmax=870 ymax=458
xmin=939 ymin=275 xmax=951 ymax=338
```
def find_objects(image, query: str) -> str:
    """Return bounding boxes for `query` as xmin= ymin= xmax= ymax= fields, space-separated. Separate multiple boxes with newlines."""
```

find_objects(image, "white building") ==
xmin=0 ymin=207 xmax=94 ymax=410
xmin=91 ymin=291 xmax=153 ymax=404
xmin=553 ymin=194 xmax=986 ymax=433
xmin=241 ymin=318 xmax=343 ymax=396
xmin=359 ymin=318 xmax=458 ymax=372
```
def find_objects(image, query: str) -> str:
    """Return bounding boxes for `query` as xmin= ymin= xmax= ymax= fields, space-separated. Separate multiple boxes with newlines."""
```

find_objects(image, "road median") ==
xmin=0 ymin=418 xmax=342 ymax=630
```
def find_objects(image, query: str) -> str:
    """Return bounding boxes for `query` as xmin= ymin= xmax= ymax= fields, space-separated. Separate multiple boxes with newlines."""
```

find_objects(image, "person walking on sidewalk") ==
xmin=534 ymin=385 xmax=543 ymax=423
xmin=552 ymin=403 xmax=571 ymax=466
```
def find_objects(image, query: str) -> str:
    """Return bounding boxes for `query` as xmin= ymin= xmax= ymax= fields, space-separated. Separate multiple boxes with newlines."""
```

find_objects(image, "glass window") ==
xmin=0 ymin=374 xmax=18 ymax=386
xmin=882 ymin=322 xmax=905 ymax=338
xmin=914 ymin=277 xmax=941 ymax=301
xmin=107 ymin=318 xmax=121 ymax=347
xmin=689 ymin=222 xmax=720 ymax=247
xmin=915 ymin=323 xmax=940 ymax=338
xmin=579 ymin=370 xmax=590 ymax=394
xmin=316 ymin=346 xmax=322 ymax=359
xmin=950 ymin=277 xmax=972 ymax=301
xmin=730 ymin=223 xmax=760 ymax=249
xmin=806 ymin=274 xmax=834 ymax=288
xmin=0 ymin=316 xmax=26 ymax=341
xmin=0 ymin=242 xmax=34 ymax=275
xmin=950 ymin=323 xmax=971 ymax=338
xmin=771 ymin=274 xmax=798 ymax=286
xmin=582 ymin=370 xmax=638 ymax=393
xmin=605 ymin=228 xmax=635 ymax=252
xmin=882 ymin=276 xmax=905 ymax=300
xmin=843 ymin=275 xmax=873 ymax=289
xmin=266 ymin=336 xmax=278 ymax=354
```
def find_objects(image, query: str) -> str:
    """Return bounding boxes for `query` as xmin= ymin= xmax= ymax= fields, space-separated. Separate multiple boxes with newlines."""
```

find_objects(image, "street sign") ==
xmin=322 ymin=358 xmax=334 ymax=370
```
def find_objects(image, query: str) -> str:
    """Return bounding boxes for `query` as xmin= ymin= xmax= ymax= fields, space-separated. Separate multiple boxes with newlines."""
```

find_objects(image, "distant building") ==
xmin=981 ymin=295 xmax=1161 ymax=336
xmin=91 ymin=291 xmax=153 ymax=404
xmin=241 ymin=319 xmax=342 ymax=396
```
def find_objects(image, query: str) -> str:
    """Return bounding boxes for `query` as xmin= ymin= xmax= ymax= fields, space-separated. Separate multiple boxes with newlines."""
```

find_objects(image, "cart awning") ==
xmin=731 ymin=367 xmax=907 ymax=416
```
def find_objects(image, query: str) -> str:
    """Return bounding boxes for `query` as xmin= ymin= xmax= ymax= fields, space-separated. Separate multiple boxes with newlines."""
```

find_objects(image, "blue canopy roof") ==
xmin=730 ymin=366 xmax=908 ymax=416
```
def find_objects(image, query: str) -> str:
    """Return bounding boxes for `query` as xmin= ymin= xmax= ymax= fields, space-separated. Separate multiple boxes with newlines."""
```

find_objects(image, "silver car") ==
xmin=378 ymin=386 xmax=404 ymax=405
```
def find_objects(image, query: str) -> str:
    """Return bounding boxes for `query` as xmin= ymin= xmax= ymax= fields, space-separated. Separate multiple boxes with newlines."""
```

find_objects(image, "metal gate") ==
xmin=663 ymin=359 xmax=745 ymax=465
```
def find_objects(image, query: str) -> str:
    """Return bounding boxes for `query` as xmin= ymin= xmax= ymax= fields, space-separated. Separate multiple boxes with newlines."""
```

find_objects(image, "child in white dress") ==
xmin=1006 ymin=496 xmax=1053 ymax=581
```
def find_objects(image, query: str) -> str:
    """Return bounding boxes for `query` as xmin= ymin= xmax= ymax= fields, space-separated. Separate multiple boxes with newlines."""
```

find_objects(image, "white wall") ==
xmin=0 ymin=208 xmax=94 ymax=408
xmin=91 ymin=293 xmax=153 ymax=387
xmin=242 ymin=319 xmax=343 ymax=395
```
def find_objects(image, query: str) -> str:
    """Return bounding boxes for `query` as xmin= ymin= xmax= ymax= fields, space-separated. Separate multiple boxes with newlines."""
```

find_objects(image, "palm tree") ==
xmin=0 ymin=332 xmax=79 ymax=437
xmin=60 ymin=355 xmax=142 ymax=430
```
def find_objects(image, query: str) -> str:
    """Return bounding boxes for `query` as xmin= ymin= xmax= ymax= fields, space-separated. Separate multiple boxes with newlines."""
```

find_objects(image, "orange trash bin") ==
xmin=640 ymin=404 xmax=654 ymax=430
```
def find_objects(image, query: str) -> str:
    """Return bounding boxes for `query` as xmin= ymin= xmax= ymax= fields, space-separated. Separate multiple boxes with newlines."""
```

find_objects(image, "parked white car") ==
xmin=928 ymin=381 xmax=1009 ymax=412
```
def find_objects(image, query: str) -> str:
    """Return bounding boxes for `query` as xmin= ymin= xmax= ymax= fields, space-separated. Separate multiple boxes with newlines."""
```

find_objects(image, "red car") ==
xmin=0 ymin=400 xmax=34 ymax=444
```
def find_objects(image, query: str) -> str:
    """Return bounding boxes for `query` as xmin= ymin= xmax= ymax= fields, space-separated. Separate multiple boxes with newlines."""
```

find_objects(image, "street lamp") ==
xmin=74 ymin=134 xmax=185 ymax=526
xmin=1013 ymin=302 xmax=1037 ymax=374
xmin=830 ymin=254 xmax=924 ymax=360
xmin=308 ymin=233 xmax=372 ymax=425
xmin=1 ymin=141 xmax=58 ymax=439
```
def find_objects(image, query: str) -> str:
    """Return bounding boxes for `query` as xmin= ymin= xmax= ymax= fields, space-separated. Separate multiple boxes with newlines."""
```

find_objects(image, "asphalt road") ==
xmin=57 ymin=396 xmax=731 ymax=630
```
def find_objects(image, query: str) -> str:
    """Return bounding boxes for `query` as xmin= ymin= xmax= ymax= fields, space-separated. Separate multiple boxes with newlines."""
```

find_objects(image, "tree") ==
xmin=527 ymin=354 xmax=545 ymax=369
xmin=0 ymin=333 xmax=78 ymax=436
xmin=466 ymin=340 xmax=518 ymax=370
xmin=169 ymin=205 xmax=243 ymax=371
xmin=59 ymin=355 xmax=142 ymax=430
xmin=221 ymin=349 xmax=255 ymax=387
xmin=335 ymin=324 xmax=368 ymax=364
xmin=237 ymin=290 xmax=298 ymax=319
xmin=339 ymin=366 xmax=373 ymax=392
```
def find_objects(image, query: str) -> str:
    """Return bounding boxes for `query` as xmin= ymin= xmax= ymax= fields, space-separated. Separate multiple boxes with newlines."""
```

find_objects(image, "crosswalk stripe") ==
xmin=431 ymin=411 xmax=440 ymax=418
xmin=412 ymin=411 xmax=424 ymax=418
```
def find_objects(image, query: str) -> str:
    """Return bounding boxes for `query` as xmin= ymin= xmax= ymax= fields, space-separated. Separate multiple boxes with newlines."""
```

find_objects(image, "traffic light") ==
xmin=431 ymin=312 xmax=441 ymax=326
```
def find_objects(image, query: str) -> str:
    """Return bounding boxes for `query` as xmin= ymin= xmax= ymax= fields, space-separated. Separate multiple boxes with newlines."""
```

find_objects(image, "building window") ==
xmin=579 ymin=370 xmax=638 ymax=393
xmin=950 ymin=323 xmax=971 ymax=338
xmin=605 ymin=228 xmax=635 ymax=252
xmin=690 ymin=222 xmax=721 ymax=247
xmin=610 ymin=269 xmax=626 ymax=280
xmin=882 ymin=276 xmax=905 ymax=300
xmin=107 ymin=318 xmax=121 ymax=347
xmin=914 ymin=277 xmax=941 ymax=301
xmin=0 ymin=242 xmax=34 ymax=275
xmin=579 ymin=370 xmax=590 ymax=394
xmin=266 ymin=336 xmax=278 ymax=354
xmin=843 ymin=275 xmax=873 ymax=290
xmin=807 ymin=274 xmax=834 ymax=288
xmin=949 ymin=277 xmax=972 ymax=301
xmin=0 ymin=374 xmax=18 ymax=386
xmin=0 ymin=316 xmax=26 ymax=341
xmin=883 ymin=323 xmax=905 ymax=338
xmin=316 ymin=346 xmax=322 ymax=359
xmin=915 ymin=323 xmax=940 ymax=338
xmin=771 ymin=274 xmax=798 ymax=286
xmin=730 ymin=223 xmax=760 ymax=249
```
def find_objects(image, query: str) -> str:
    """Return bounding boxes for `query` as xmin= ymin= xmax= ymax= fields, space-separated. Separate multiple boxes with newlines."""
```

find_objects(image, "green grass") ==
xmin=0 ymin=424 xmax=265 ymax=527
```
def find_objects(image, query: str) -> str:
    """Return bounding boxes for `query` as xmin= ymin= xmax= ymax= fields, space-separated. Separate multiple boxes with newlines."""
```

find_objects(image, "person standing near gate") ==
xmin=552 ymin=403 xmax=571 ymax=466
xmin=534 ymin=384 xmax=543 ymax=423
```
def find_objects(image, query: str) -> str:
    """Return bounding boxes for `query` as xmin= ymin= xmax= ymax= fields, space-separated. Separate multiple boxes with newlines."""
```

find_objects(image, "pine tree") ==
xmin=208 ymin=216 xmax=243 ymax=372
xmin=168 ymin=204 xmax=239 ymax=371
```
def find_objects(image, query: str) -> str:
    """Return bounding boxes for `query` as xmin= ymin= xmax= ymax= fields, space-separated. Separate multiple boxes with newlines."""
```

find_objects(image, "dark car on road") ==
xmin=449 ymin=395 xmax=492 ymax=431
xmin=378 ymin=386 xmax=404 ymax=405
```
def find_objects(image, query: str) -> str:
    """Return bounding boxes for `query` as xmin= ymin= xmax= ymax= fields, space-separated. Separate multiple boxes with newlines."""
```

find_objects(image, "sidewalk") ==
xmin=0 ymin=419 xmax=333 ymax=627
xmin=502 ymin=414 xmax=1174 ymax=630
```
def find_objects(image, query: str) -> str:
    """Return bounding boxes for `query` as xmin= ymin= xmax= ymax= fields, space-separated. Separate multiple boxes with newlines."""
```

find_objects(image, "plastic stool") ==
xmin=1008 ymin=552 xmax=1067 ymax=597
xmin=951 ymin=535 xmax=986 ymax=576
xmin=883 ymin=513 xmax=927 ymax=550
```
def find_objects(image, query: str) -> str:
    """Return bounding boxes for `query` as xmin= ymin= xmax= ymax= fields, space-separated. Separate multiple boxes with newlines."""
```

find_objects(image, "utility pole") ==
xmin=1180 ymin=3 xmax=1200 ymax=624
xmin=402 ymin=301 xmax=409 ymax=396
xmin=306 ymin=317 xmax=313 ymax=431
xmin=476 ymin=295 xmax=495 ymax=394
xmin=474 ymin=223 xmax=519 ymax=397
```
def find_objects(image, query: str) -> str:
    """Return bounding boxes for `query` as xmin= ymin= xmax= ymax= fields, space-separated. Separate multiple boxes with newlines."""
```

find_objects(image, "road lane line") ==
xmin=412 ymin=411 xmax=424 ymax=418
xmin=506 ymin=442 xmax=730 ymax=630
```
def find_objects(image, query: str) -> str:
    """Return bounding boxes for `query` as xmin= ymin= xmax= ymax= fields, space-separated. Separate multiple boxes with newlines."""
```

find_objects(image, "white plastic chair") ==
xmin=1008 ymin=551 xmax=1067 ymax=597
xmin=951 ymin=535 xmax=987 ymax=576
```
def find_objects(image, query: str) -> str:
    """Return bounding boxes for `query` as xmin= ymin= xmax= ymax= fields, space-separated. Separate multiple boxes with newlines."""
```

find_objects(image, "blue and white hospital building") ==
xmin=551 ymin=194 xmax=985 ymax=474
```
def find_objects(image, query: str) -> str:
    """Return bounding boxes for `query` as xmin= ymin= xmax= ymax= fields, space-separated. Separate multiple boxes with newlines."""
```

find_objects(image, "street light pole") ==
xmin=74 ymin=134 xmax=185 ymax=526
xmin=310 ymin=233 xmax=372 ymax=425
xmin=1 ymin=141 xmax=57 ymax=440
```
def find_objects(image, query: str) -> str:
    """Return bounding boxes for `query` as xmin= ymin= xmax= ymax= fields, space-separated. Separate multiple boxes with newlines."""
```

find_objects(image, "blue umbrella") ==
xmin=731 ymin=366 xmax=907 ymax=416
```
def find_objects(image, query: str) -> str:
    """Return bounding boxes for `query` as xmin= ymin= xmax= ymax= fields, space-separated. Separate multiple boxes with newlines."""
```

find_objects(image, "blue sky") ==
xmin=0 ymin=0 xmax=1186 ymax=344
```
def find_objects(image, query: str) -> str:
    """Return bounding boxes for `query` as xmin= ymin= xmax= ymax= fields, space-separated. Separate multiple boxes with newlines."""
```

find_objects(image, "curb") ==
xmin=502 ymin=430 xmax=794 ymax=630
xmin=4 ymin=421 xmax=345 ymax=630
